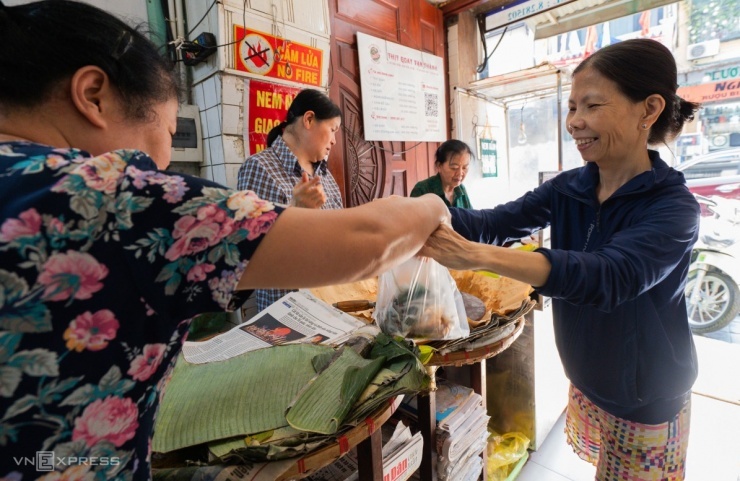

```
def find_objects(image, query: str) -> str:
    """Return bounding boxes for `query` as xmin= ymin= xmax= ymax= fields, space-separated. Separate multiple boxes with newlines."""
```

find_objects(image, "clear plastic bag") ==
xmin=372 ymin=257 xmax=470 ymax=341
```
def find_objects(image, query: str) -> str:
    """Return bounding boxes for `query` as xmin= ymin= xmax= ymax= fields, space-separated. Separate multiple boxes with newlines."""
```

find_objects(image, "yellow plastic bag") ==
xmin=486 ymin=430 xmax=530 ymax=481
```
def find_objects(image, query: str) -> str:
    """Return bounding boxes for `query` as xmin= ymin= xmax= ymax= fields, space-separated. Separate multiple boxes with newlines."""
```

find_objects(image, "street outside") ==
xmin=698 ymin=312 xmax=740 ymax=344
xmin=687 ymin=312 xmax=740 ymax=481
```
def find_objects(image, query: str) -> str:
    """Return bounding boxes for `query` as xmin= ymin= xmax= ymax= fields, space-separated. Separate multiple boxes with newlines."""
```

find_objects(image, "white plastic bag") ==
xmin=373 ymin=257 xmax=469 ymax=341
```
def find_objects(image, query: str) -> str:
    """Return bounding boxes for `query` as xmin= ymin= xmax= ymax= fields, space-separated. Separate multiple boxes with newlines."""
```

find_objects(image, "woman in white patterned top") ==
xmin=238 ymin=89 xmax=345 ymax=310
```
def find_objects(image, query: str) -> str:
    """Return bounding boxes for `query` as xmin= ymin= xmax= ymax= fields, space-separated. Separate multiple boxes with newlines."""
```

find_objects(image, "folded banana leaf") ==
xmin=208 ymin=425 xmax=332 ymax=462
xmin=154 ymin=332 xmax=430 ymax=463
xmin=285 ymin=347 xmax=386 ymax=434
xmin=153 ymin=343 xmax=329 ymax=453
xmin=341 ymin=335 xmax=429 ymax=424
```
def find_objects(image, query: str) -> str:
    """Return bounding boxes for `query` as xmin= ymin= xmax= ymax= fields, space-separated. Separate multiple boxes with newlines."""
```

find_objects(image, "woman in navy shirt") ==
xmin=0 ymin=2 xmax=448 ymax=479
xmin=422 ymin=39 xmax=701 ymax=481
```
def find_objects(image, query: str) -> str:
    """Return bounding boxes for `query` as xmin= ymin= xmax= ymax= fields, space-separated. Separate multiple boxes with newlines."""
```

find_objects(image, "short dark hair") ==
xmin=0 ymin=0 xmax=179 ymax=121
xmin=435 ymin=139 xmax=473 ymax=166
xmin=266 ymin=89 xmax=341 ymax=147
xmin=573 ymin=39 xmax=699 ymax=145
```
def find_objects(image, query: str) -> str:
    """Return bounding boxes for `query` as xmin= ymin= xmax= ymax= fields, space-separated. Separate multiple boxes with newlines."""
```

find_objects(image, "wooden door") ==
xmin=327 ymin=0 xmax=446 ymax=207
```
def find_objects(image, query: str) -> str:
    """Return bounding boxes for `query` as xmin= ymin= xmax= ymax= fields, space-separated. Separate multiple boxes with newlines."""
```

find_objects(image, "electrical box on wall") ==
xmin=171 ymin=104 xmax=202 ymax=163
xmin=184 ymin=0 xmax=331 ymax=85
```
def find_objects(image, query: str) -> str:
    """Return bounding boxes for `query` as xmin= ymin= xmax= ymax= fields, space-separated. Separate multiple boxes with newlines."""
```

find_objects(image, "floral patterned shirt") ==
xmin=0 ymin=142 xmax=283 ymax=480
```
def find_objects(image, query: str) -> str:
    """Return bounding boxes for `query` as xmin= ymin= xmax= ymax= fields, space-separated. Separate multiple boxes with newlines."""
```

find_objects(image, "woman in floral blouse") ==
xmin=0 ymin=2 xmax=448 ymax=480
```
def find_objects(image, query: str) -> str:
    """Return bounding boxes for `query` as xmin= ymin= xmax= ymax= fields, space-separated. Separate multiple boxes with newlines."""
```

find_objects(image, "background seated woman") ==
xmin=410 ymin=139 xmax=473 ymax=208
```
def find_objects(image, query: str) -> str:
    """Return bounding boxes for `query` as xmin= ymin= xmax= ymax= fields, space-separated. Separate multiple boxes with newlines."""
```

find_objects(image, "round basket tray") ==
xmin=275 ymin=395 xmax=402 ymax=480
xmin=152 ymin=397 xmax=402 ymax=481
xmin=427 ymin=316 xmax=525 ymax=367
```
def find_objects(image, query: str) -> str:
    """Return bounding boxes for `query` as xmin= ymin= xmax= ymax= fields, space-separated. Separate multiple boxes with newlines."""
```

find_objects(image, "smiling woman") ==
xmin=421 ymin=39 xmax=704 ymax=481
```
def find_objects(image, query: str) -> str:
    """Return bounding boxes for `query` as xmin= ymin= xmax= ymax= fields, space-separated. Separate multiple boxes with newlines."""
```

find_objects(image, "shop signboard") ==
xmin=234 ymin=26 xmax=323 ymax=87
xmin=678 ymin=79 xmax=740 ymax=104
xmin=703 ymin=65 xmax=740 ymax=82
xmin=485 ymin=0 xmax=576 ymax=32
xmin=479 ymin=137 xmax=498 ymax=178
xmin=243 ymin=78 xmax=302 ymax=155
xmin=356 ymin=32 xmax=446 ymax=142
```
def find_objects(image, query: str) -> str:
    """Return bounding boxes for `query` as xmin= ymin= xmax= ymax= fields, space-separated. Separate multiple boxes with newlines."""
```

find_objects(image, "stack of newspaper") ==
xmin=154 ymin=290 xmax=433 ymax=473
xmin=433 ymin=380 xmax=490 ymax=481
xmin=305 ymin=420 xmax=423 ymax=481
xmin=181 ymin=290 xmax=367 ymax=363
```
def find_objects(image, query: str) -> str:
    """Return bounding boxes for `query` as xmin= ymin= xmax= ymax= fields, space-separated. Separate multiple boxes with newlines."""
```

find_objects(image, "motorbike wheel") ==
xmin=685 ymin=270 xmax=740 ymax=334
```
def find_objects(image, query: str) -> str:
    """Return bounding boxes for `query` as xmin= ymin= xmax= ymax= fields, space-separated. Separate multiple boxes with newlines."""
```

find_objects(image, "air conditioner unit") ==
xmin=710 ymin=133 xmax=729 ymax=149
xmin=687 ymin=39 xmax=720 ymax=60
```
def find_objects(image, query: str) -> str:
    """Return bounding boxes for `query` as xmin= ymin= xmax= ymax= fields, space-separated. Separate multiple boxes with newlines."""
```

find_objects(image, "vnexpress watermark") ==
xmin=14 ymin=451 xmax=120 ymax=472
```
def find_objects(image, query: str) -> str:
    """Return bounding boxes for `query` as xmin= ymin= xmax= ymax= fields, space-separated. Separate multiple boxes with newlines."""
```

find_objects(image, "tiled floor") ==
xmin=516 ymin=315 xmax=740 ymax=481
xmin=700 ymin=312 xmax=740 ymax=344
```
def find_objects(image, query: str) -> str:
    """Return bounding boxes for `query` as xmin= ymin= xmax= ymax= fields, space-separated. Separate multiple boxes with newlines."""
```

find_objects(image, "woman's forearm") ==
xmin=473 ymin=244 xmax=551 ymax=287
xmin=237 ymin=194 xmax=448 ymax=290
xmin=419 ymin=223 xmax=551 ymax=287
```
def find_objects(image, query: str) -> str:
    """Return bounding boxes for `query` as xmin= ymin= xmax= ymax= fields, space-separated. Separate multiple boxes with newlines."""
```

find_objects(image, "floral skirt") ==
xmin=565 ymin=384 xmax=691 ymax=481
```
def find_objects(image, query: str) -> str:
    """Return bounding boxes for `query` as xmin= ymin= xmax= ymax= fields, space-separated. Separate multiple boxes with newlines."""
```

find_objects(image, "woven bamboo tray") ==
xmin=275 ymin=395 xmax=402 ymax=480
xmin=427 ymin=315 xmax=525 ymax=367
xmin=152 ymin=396 xmax=401 ymax=480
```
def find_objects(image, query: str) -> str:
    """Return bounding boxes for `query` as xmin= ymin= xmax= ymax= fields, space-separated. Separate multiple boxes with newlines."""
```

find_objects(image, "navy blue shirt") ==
xmin=450 ymin=151 xmax=700 ymax=423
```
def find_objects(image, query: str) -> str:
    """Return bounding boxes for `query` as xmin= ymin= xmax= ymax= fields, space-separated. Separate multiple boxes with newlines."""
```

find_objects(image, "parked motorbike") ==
xmin=685 ymin=195 xmax=740 ymax=334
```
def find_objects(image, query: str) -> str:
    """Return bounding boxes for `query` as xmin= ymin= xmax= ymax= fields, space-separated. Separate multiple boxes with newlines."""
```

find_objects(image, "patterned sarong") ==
xmin=565 ymin=384 xmax=691 ymax=481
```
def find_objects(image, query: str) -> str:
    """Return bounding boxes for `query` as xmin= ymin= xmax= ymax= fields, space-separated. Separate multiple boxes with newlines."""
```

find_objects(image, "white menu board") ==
xmin=357 ymin=32 xmax=447 ymax=142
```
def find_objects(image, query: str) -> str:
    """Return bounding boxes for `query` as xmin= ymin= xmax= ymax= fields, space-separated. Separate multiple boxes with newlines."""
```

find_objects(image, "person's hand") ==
xmin=418 ymin=223 xmax=478 ymax=271
xmin=291 ymin=172 xmax=326 ymax=208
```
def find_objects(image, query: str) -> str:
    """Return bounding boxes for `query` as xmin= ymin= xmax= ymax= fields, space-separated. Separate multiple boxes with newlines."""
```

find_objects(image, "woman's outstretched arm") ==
xmin=419 ymin=223 xmax=551 ymax=288
xmin=237 ymin=194 xmax=449 ymax=290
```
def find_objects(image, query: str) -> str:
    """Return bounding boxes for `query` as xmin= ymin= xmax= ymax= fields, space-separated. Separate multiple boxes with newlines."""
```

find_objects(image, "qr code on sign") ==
xmin=424 ymin=93 xmax=438 ymax=117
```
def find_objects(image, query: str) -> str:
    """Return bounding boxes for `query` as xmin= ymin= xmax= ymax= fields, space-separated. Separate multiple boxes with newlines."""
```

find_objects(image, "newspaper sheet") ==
xmin=182 ymin=290 xmax=365 ymax=364
xmin=305 ymin=421 xmax=424 ymax=481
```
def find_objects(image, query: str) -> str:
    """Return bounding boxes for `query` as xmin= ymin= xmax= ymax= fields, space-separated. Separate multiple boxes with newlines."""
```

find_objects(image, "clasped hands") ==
xmin=419 ymin=220 xmax=475 ymax=271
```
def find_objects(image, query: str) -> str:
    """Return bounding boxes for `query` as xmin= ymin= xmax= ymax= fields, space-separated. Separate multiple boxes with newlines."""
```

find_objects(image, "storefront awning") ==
xmin=467 ymin=63 xmax=565 ymax=104
xmin=485 ymin=0 xmax=678 ymax=39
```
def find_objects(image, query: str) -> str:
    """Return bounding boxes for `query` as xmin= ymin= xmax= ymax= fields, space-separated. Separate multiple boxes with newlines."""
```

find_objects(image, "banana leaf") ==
xmin=153 ymin=343 xmax=329 ymax=453
xmin=208 ymin=425 xmax=333 ymax=462
xmin=370 ymin=332 xmax=422 ymax=364
xmin=285 ymin=348 xmax=386 ymax=434
xmin=343 ymin=339 xmax=429 ymax=423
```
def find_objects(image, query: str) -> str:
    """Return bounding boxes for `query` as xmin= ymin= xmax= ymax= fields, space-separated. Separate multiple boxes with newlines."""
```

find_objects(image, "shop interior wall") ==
xmin=446 ymin=12 xmax=519 ymax=209
xmin=181 ymin=0 xmax=448 ymax=201
xmin=327 ymin=0 xmax=446 ymax=206
xmin=15 ymin=0 xmax=519 ymax=204
xmin=181 ymin=0 xmax=332 ymax=189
